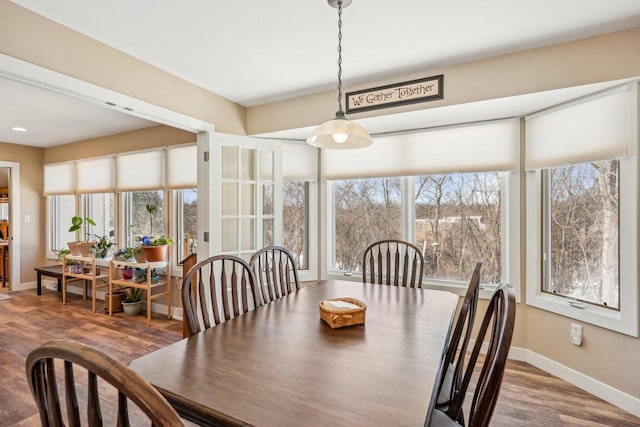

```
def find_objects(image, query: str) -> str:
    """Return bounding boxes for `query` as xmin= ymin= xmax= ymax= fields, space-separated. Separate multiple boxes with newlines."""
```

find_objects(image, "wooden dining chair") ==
xmin=182 ymin=254 xmax=262 ymax=337
xmin=26 ymin=340 xmax=184 ymax=427
xmin=249 ymin=245 xmax=300 ymax=304
xmin=362 ymin=239 xmax=425 ymax=288
xmin=436 ymin=261 xmax=482 ymax=408
xmin=428 ymin=283 xmax=516 ymax=427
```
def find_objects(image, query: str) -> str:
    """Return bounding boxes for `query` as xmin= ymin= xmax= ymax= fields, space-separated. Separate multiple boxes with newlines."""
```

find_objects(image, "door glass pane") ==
xmin=263 ymin=218 xmax=273 ymax=246
xmin=241 ymin=218 xmax=255 ymax=251
xmin=221 ymin=183 xmax=238 ymax=216
xmin=221 ymin=146 xmax=237 ymax=179
xmin=241 ymin=184 xmax=255 ymax=215
xmin=259 ymin=150 xmax=273 ymax=181
xmin=241 ymin=148 xmax=255 ymax=180
xmin=263 ymin=184 xmax=273 ymax=215
xmin=221 ymin=219 xmax=238 ymax=252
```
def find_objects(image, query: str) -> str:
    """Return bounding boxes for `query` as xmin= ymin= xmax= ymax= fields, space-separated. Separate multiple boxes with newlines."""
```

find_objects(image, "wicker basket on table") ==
xmin=318 ymin=297 xmax=367 ymax=329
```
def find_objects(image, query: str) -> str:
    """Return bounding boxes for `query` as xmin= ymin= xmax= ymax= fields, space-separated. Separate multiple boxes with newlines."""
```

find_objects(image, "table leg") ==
xmin=37 ymin=271 xmax=42 ymax=296
xmin=57 ymin=278 xmax=62 ymax=292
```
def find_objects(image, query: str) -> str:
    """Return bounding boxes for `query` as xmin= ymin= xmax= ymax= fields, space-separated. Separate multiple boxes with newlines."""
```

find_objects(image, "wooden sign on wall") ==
xmin=346 ymin=74 xmax=443 ymax=114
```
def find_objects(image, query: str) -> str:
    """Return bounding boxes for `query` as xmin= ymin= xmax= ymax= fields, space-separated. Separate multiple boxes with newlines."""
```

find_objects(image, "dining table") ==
xmin=129 ymin=279 xmax=459 ymax=427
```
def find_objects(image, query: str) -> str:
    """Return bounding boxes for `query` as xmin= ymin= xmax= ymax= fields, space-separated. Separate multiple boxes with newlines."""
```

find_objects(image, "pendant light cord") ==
xmin=337 ymin=0 xmax=343 ymax=112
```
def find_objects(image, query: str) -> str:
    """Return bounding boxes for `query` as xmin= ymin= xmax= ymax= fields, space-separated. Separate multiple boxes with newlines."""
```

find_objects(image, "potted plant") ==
xmin=54 ymin=248 xmax=71 ymax=264
xmin=135 ymin=268 xmax=160 ymax=284
xmin=92 ymin=235 xmax=116 ymax=259
xmin=121 ymin=287 xmax=144 ymax=315
xmin=67 ymin=216 xmax=97 ymax=256
xmin=115 ymin=247 xmax=136 ymax=279
xmin=104 ymin=285 xmax=126 ymax=313
xmin=139 ymin=235 xmax=174 ymax=262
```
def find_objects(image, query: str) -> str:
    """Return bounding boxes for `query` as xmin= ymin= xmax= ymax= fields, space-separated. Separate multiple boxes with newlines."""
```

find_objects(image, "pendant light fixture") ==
xmin=307 ymin=0 xmax=373 ymax=149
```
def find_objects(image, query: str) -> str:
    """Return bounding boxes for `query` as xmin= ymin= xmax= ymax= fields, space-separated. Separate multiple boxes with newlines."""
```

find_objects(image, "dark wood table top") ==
xmin=34 ymin=265 xmax=64 ymax=276
xmin=129 ymin=279 xmax=458 ymax=427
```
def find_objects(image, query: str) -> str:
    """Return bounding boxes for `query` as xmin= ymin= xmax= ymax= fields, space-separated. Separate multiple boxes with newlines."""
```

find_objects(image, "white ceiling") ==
xmin=0 ymin=76 xmax=155 ymax=147
xmin=3 ymin=0 xmax=640 ymax=147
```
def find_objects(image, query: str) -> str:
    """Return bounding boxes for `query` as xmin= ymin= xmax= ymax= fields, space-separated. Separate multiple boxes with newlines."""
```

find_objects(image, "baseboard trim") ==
xmin=469 ymin=341 xmax=640 ymax=417
xmin=520 ymin=349 xmax=640 ymax=418
xmin=14 ymin=280 xmax=36 ymax=291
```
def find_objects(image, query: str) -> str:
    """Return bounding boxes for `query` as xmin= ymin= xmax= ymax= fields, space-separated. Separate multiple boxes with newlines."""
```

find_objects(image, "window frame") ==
xmin=526 ymin=160 xmax=638 ymax=336
xmin=324 ymin=171 xmax=520 ymax=301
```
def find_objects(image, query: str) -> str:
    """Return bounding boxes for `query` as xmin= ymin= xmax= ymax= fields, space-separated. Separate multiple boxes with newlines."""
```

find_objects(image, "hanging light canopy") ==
xmin=307 ymin=0 xmax=373 ymax=150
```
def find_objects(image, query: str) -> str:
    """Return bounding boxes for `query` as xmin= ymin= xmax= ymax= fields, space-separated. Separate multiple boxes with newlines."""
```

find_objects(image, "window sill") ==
xmin=527 ymin=292 xmax=638 ymax=337
xmin=326 ymin=271 xmax=506 ymax=301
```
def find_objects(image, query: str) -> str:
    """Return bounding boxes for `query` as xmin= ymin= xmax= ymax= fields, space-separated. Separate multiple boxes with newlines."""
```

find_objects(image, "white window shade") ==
xmin=525 ymin=84 xmax=635 ymax=170
xmin=283 ymin=141 xmax=318 ymax=181
xmin=167 ymin=144 xmax=197 ymax=189
xmin=116 ymin=150 xmax=164 ymax=191
xmin=76 ymin=156 xmax=115 ymax=193
xmin=43 ymin=162 xmax=75 ymax=195
xmin=321 ymin=119 xmax=519 ymax=180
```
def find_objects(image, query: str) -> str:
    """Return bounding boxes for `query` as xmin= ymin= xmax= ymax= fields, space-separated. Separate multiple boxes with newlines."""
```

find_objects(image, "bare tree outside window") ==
xmin=127 ymin=191 xmax=164 ymax=244
xmin=334 ymin=178 xmax=402 ymax=271
xmin=544 ymin=160 xmax=619 ymax=309
xmin=181 ymin=189 xmax=198 ymax=255
xmin=415 ymin=173 xmax=502 ymax=283
xmin=283 ymin=181 xmax=307 ymax=269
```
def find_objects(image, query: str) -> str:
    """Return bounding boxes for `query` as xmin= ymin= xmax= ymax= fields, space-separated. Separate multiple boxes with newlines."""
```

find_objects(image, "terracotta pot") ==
xmin=104 ymin=292 xmax=125 ymax=313
xmin=134 ymin=250 xmax=147 ymax=263
xmin=68 ymin=241 xmax=96 ymax=257
xmin=142 ymin=244 xmax=168 ymax=262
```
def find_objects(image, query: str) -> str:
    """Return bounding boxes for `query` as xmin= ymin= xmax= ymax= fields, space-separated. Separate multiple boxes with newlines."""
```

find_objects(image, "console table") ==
xmin=34 ymin=265 xmax=64 ymax=295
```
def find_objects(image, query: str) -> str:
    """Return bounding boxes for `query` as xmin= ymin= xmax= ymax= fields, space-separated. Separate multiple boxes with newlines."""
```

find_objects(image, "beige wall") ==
xmin=0 ymin=142 xmax=44 ymax=282
xmin=44 ymin=125 xmax=196 ymax=163
xmin=0 ymin=0 xmax=246 ymax=135
xmin=247 ymin=27 xmax=640 ymax=135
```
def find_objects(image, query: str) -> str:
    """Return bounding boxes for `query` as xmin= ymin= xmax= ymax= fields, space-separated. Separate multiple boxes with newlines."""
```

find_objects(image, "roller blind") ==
xmin=166 ymin=144 xmax=197 ymax=189
xmin=43 ymin=162 xmax=75 ymax=195
xmin=116 ymin=150 xmax=164 ymax=191
xmin=76 ymin=156 xmax=115 ymax=193
xmin=283 ymin=141 xmax=318 ymax=180
xmin=525 ymin=83 xmax=635 ymax=170
xmin=321 ymin=119 xmax=519 ymax=180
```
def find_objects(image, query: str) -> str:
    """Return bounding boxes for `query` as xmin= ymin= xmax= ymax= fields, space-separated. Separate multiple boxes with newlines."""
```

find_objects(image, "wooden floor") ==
xmin=1 ymin=289 xmax=639 ymax=426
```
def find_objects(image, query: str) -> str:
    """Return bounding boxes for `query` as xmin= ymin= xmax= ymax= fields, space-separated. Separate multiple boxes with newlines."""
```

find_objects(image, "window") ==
xmin=283 ymin=181 xmax=308 ymax=269
xmin=542 ymin=161 xmax=619 ymax=309
xmin=82 ymin=193 xmax=115 ymax=240
xmin=328 ymin=172 xmax=518 ymax=293
xmin=525 ymin=83 xmax=637 ymax=336
xmin=176 ymin=189 xmax=198 ymax=259
xmin=332 ymin=178 xmax=402 ymax=272
xmin=47 ymin=195 xmax=76 ymax=254
xmin=123 ymin=190 xmax=164 ymax=247
xmin=415 ymin=172 xmax=501 ymax=283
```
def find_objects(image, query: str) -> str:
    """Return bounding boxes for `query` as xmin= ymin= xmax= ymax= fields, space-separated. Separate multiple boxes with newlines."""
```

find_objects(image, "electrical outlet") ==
xmin=570 ymin=323 xmax=583 ymax=346
xmin=24 ymin=214 xmax=30 ymax=223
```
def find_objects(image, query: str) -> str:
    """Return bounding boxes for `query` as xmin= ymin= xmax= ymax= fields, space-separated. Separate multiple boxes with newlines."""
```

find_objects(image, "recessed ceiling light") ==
xmin=11 ymin=127 xmax=27 ymax=132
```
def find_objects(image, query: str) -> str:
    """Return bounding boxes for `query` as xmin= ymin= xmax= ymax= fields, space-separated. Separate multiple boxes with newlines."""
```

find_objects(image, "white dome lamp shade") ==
xmin=306 ymin=0 xmax=373 ymax=150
